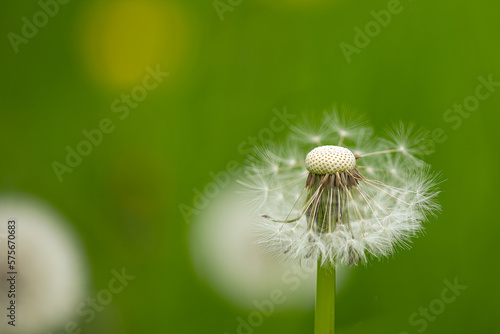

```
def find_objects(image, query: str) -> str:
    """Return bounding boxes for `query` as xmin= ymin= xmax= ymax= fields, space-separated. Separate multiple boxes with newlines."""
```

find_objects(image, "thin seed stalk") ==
xmin=315 ymin=259 xmax=335 ymax=334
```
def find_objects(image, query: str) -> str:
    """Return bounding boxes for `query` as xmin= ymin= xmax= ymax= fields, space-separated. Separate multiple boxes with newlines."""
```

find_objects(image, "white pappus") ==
xmin=239 ymin=110 xmax=441 ymax=266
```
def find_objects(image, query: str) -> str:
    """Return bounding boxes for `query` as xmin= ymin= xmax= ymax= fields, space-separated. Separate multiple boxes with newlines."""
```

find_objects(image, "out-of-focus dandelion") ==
xmin=189 ymin=183 xmax=320 ymax=311
xmin=0 ymin=194 xmax=89 ymax=334
xmin=239 ymin=109 xmax=441 ymax=334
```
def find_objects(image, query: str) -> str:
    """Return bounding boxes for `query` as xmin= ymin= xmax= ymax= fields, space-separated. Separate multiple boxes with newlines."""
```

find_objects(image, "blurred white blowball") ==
xmin=0 ymin=194 xmax=89 ymax=333
xmin=189 ymin=184 xmax=349 ymax=310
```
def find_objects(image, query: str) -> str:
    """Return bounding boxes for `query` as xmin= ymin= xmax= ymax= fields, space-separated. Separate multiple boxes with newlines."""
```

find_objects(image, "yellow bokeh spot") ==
xmin=77 ymin=0 xmax=192 ymax=89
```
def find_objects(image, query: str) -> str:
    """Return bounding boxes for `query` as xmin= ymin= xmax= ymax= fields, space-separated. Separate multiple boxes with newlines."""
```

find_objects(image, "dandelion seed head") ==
xmin=241 ymin=108 xmax=441 ymax=267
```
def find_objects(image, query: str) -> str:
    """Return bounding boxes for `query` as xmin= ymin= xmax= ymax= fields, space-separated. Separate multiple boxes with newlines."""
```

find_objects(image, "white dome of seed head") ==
xmin=305 ymin=145 xmax=356 ymax=174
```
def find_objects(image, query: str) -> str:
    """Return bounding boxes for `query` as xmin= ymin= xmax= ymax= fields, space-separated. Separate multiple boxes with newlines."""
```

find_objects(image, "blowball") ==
xmin=239 ymin=110 xmax=441 ymax=266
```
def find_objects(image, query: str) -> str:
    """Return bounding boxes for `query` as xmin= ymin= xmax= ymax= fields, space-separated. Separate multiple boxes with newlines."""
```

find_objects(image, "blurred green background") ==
xmin=1 ymin=0 xmax=499 ymax=333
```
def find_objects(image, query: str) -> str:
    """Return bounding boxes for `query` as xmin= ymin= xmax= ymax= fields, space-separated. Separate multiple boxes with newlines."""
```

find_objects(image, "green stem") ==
xmin=315 ymin=259 xmax=335 ymax=334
